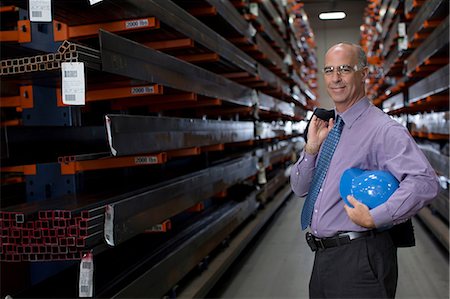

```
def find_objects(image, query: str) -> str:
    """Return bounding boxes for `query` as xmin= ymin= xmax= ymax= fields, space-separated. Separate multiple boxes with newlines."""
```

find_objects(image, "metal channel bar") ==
xmin=177 ymin=181 xmax=293 ymax=298
xmin=272 ymin=0 xmax=286 ymax=20
xmin=383 ymin=46 xmax=400 ymax=76
xmin=407 ymin=0 xmax=447 ymax=43
xmin=418 ymin=145 xmax=449 ymax=179
xmin=430 ymin=190 xmax=449 ymax=223
xmin=116 ymin=0 xmax=257 ymax=75
xmin=406 ymin=16 xmax=449 ymax=75
xmin=204 ymin=0 xmax=256 ymax=41
xmin=382 ymin=15 xmax=400 ymax=58
xmin=404 ymin=0 xmax=415 ymax=16
xmin=260 ymin=0 xmax=286 ymax=37
xmin=408 ymin=64 xmax=449 ymax=103
xmin=382 ymin=92 xmax=405 ymax=113
xmin=107 ymin=155 xmax=258 ymax=246
xmin=417 ymin=207 xmax=449 ymax=251
xmin=256 ymin=34 xmax=287 ymax=74
xmin=277 ymin=101 xmax=295 ymax=117
xmin=380 ymin=0 xmax=399 ymax=40
xmin=264 ymin=143 xmax=293 ymax=167
xmin=257 ymin=91 xmax=277 ymax=111
xmin=111 ymin=195 xmax=259 ymax=298
xmin=99 ymin=30 xmax=255 ymax=107
xmin=105 ymin=114 xmax=254 ymax=156
xmin=253 ymin=6 xmax=288 ymax=54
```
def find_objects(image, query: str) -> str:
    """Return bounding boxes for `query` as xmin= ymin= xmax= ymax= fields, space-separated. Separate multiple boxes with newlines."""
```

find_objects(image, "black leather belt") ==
xmin=306 ymin=230 xmax=375 ymax=252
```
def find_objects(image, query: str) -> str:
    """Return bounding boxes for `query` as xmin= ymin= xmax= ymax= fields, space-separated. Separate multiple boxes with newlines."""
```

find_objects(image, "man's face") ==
xmin=324 ymin=45 xmax=367 ymax=105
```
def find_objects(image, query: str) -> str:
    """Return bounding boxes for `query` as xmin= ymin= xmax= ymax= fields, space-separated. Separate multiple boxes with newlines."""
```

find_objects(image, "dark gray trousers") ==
xmin=309 ymin=231 xmax=398 ymax=298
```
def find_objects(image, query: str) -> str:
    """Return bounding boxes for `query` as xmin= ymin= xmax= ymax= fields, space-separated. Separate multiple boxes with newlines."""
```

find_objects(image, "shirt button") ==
xmin=305 ymin=158 xmax=308 ymax=161
xmin=314 ymin=209 xmax=318 ymax=213
xmin=296 ymin=172 xmax=299 ymax=176
xmin=314 ymin=230 xmax=318 ymax=234
xmin=319 ymin=188 xmax=323 ymax=192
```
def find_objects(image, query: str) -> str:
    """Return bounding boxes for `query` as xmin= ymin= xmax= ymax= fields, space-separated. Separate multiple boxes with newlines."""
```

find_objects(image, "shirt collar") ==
xmin=335 ymin=97 xmax=370 ymax=129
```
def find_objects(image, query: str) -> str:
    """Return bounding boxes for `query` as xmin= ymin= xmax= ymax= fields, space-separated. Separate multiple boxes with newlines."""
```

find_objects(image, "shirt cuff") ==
xmin=370 ymin=204 xmax=394 ymax=228
xmin=301 ymin=150 xmax=318 ymax=167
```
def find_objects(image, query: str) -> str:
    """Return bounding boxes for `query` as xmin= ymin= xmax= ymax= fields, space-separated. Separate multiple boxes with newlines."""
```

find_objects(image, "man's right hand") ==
xmin=305 ymin=115 xmax=335 ymax=155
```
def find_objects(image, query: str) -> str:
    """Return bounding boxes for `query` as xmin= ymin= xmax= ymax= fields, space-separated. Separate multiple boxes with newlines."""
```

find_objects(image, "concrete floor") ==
xmin=210 ymin=195 xmax=449 ymax=299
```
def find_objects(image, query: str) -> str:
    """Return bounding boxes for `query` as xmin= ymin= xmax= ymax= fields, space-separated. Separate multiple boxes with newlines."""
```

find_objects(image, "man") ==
xmin=290 ymin=42 xmax=439 ymax=298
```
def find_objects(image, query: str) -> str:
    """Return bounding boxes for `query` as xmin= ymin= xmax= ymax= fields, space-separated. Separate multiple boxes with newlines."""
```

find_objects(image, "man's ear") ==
xmin=361 ymin=67 xmax=369 ymax=82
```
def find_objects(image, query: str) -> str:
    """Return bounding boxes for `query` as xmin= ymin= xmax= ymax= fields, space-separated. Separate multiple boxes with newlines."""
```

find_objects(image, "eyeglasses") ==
xmin=323 ymin=64 xmax=362 ymax=76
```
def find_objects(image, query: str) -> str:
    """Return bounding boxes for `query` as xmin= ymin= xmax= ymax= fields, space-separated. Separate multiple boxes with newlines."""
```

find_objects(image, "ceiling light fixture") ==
xmin=319 ymin=12 xmax=346 ymax=20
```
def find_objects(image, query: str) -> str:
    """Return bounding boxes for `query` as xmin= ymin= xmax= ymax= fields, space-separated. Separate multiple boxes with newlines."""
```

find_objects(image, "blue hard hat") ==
xmin=340 ymin=168 xmax=399 ymax=209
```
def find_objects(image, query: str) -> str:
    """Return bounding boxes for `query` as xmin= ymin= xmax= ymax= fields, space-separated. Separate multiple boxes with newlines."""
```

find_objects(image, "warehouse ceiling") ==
xmin=301 ymin=0 xmax=367 ymax=31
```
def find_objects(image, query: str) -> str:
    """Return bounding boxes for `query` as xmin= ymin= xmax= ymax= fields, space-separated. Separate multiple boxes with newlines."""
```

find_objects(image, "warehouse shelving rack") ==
xmin=361 ymin=0 xmax=449 ymax=250
xmin=0 ymin=0 xmax=317 ymax=297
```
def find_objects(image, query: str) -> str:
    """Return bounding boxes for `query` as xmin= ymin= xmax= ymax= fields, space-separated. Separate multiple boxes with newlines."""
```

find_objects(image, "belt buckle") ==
xmin=305 ymin=232 xmax=318 ymax=252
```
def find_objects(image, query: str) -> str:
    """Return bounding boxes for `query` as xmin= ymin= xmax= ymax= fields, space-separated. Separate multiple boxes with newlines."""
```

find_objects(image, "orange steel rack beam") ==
xmin=111 ymin=92 xmax=197 ymax=110
xmin=60 ymin=153 xmax=167 ymax=175
xmin=144 ymin=38 xmax=194 ymax=50
xmin=53 ymin=17 xmax=160 ymax=41
xmin=0 ymin=86 xmax=33 ymax=109
xmin=0 ymin=5 xmax=18 ymax=13
xmin=176 ymin=53 xmax=220 ymax=63
xmin=56 ymin=84 xmax=163 ymax=106
xmin=1 ymin=165 xmax=37 ymax=175
xmin=0 ymin=20 xmax=31 ymax=43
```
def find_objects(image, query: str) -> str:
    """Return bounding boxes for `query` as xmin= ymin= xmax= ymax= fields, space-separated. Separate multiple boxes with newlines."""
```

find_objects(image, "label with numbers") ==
xmin=29 ymin=0 xmax=52 ymax=22
xmin=79 ymin=252 xmax=94 ymax=297
xmin=131 ymin=86 xmax=155 ymax=94
xmin=125 ymin=19 xmax=149 ymax=29
xmin=61 ymin=62 xmax=85 ymax=105
xmin=134 ymin=156 xmax=159 ymax=165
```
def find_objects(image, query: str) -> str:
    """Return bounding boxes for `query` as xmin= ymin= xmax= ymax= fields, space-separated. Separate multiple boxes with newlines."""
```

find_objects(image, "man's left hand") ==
xmin=344 ymin=195 xmax=376 ymax=228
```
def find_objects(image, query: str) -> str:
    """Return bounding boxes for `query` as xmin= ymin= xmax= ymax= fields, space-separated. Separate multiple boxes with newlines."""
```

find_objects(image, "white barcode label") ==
xmin=64 ymin=70 xmax=78 ymax=78
xmin=131 ymin=86 xmax=155 ymax=94
xmin=89 ymin=0 xmax=103 ymax=5
xmin=125 ymin=19 xmax=149 ymax=29
xmin=61 ymin=62 xmax=85 ymax=105
xmin=79 ymin=252 xmax=94 ymax=297
xmin=29 ymin=0 xmax=52 ymax=22
xmin=249 ymin=3 xmax=259 ymax=16
xmin=104 ymin=205 xmax=115 ymax=246
xmin=134 ymin=156 xmax=158 ymax=165
xmin=32 ymin=11 xmax=42 ymax=17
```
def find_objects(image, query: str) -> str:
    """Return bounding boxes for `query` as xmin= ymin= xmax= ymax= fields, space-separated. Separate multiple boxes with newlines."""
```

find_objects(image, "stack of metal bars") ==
xmin=0 ymin=206 xmax=104 ymax=262
xmin=0 ymin=40 xmax=101 ymax=76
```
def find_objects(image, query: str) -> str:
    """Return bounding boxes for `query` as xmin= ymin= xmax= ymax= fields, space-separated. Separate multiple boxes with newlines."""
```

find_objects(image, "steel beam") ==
xmin=113 ymin=0 xmax=257 ymax=76
xmin=105 ymin=114 xmax=254 ymax=156
xmin=99 ymin=30 xmax=255 ymax=107
xmin=105 ymin=154 xmax=258 ymax=246
xmin=408 ymin=64 xmax=449 ymax=103
xmin=203 ymin=0 xmax=256 ymax=41
xmin=406 ymin=16 xmax=449 ymax=75
xmin=110 ymin=193 xmax=259 ymax=298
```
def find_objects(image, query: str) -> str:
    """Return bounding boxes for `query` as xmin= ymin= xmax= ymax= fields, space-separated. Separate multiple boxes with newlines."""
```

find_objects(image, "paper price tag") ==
xmin=89 ymin=0 xmax=103 ymax=5
xmin=29 ymin=0 xmax=52 ymax=22
xmin=61 ymin=62 xmax=86 ymax=105
xmin=104 ymin=205 xmax=115 ymax=246
xmin=79 ymin=252 xmax=94 ymax=297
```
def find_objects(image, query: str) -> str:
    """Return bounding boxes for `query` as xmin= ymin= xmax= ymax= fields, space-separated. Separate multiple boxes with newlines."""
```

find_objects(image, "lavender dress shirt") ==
xmin=290 ymin=97 xmax=440 ymax=238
